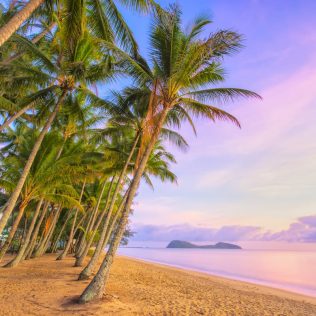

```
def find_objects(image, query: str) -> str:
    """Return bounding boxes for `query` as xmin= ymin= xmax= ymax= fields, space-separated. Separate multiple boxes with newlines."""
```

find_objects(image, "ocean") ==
xmin=118 ymin=241 xmax=316 ymax=297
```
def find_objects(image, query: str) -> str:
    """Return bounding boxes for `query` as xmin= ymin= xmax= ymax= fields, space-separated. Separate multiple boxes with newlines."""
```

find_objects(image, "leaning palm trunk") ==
xmin=74 ymin=181 xmax=108 ymax=266
xmin=76 ymin=134 xmax=139 ymax=269
xmin=74 ymin=211 xmax=88 ymax=238
xmin=40 ymin=206 xmax=62 ymax=255
xmin=79 ymin=111 xmax=167 ymax=303
xmin=56 ymin=180 xmax=86 ymax=260
xmin=75 ymin=202 xmax=107 ymax=259
xmin=83 ymin=181 xmax=108 ymax=238
xmin=78 ymin=191 xmax=128 ymax=280
xmin=0 ymin=0 xmax=45 ymax=47
xmin=24 ymin=201 xmax=49 ymax=260
xmin=74 ymin=176 xmax=118 ymax=267
xmin=74 ymin=202 xmax=109 ymax=267
xmin=73 ymin=218 xmax=89 ymax=258
xmin=73 ymin=211 xmax=88 ymax=241
xmin=74 ymin=207 xmax=96 ymax=259
xmin=5 ymin=198 xmax=43 ymax=267
xmin=0 ymin=92 xmax=66 ymax=236
xmin=33 ymin=205 xmax=62 ymax=257
xmin=51 ymin=211 xmax=71 ymax=253
xmin=0 ymin=202 xmax=27 ymax=262
xmin=1 ymin=21 xmax=57 ymax=65
xmin=56 ymin=209 xmax=78 ymax=260
xmin=0 ymin=102 xmax=34 ymax=132
xmin=74 ymin=231 xmax=85 ymax=258
xmin=75 ymin=177 xmax=115 ymax=260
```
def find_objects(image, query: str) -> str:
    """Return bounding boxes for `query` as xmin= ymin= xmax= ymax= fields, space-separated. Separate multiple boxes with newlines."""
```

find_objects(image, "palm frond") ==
xmin=180 ymin=97 xmax=241 ymax=127
xmin=183 ymin=88 xmax=261 ymax=104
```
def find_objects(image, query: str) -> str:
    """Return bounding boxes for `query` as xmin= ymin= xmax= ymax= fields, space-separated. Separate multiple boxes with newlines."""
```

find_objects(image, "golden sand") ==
xmin=0 ymin=254 xmax=315 ymax=315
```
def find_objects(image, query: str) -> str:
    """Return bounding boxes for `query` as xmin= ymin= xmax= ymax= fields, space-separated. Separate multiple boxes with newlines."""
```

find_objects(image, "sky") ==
xmin=1 ymin=1 xmax=315 ymax=242
xmin=116 ymin=0 xmax=316 ymax=242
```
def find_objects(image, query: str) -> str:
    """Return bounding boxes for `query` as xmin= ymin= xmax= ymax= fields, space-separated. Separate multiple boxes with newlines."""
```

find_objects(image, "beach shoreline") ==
xmin=0 ymin=254 xmax=315 ymax=315
xmin=120 ymin=255 xmax=316 ymax=304
xmin=119 ymin=254 xmax=316 ymax=302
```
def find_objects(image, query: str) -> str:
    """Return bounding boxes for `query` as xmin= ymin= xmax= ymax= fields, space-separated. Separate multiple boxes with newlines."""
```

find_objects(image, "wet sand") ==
xmin=0 ymin=254 xmax=315 ymax=315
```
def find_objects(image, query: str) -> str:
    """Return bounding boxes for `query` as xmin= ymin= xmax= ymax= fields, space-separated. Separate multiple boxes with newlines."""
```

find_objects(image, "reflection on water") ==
xmin=118 ymin=244 xmax=316 ymax=297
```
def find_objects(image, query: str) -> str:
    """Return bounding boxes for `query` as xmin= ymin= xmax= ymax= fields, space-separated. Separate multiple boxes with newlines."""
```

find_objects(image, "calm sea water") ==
xmin=118 ymin=242 xmax=316 ymax=297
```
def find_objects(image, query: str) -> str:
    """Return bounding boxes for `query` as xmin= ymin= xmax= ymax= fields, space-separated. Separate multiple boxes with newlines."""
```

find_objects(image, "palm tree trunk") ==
xmin=74 ymin=208 xmax=105 ymax=267
xmin=0 ymin=91 xmax=66 ymax=236
xmin=0 ymin=202 xmax=27 ymax=262
xmin=75 ymin=177 xmax=115 ymax=260
xmin=73 ymin=211 xmax=87 ymax=238
xmin=74 ymin=229 xmax=86 ymax=258
xmin=33 ymin=205 xmax=62 ymax=257
xmin=24 ymin=201 xmax=49 ymax=260
xmin=74 ymin=178 xmax=116 ymax=267
xmin=0 ymin=0 xmax=45 ymax=47
xmin=75 ymin=180 xmax=107 ymax=257
xmin=5 ymin=198 xmax=43 ymax=267
xmin=79 ymin=111 xmax=167 ymax=303
xmin=74 ymin=208 xmax=96 ymax=259
xmin=20 ymin=217 xmax=28 ymax=246
xmin=74 ymin=210 xmax=92 ymax=258
xmin=1 ymin=21 xmax=57 ymax=65
xmin=45 ymin=138 xmax=70 ymax=254
xmin=40 ymin=206 xmax=62 ymax=255
xmin=56 ymin=209 xmax=78 ymax=260
xmin=51 ymin=210 xmax=71 ymax=253
xmin=85 ymin=181 xmax=108 ymax=237
xmin=56 ymin=180 xmax=86 ymax=260
xmin=78 ymin=191 xmax=128 ymax=280
xmin=75 ymin=134 xmax=139 ymax=268
xmin=74 ymin=211 xmax=88 ymax=237
xmin=0 ymin=102 xmax=33 ymax=132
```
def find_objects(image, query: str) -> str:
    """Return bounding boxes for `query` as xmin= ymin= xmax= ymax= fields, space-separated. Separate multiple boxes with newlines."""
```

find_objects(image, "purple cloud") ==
xmin=132 ymin=215 xmax=316 ymax=242
xmin=299 ymin=215 xmax=316 ymax=227
xmin=267 ymin=215 xmax=316 ymax=242
xmin=131 ymin=224 xmax=217 ymax=242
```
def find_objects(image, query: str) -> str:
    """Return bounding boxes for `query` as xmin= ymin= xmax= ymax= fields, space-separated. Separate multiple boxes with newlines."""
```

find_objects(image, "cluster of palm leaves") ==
xmin=0 ymin=0 xmax=260 ymax=303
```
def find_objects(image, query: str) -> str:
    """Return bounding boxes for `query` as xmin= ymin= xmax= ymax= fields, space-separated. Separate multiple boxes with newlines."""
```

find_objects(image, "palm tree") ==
xmin=74 ymin=130 xmax=140 ymax=267
xmin=78 ymin=139 xmax=177 ymax=280
xmin=0 ymin=10 xmax=116 ymax=236
xmin=0 ymin=0 xmax=45 ymax=47
xmin=0 ymin=129 xmax=84 ymax=264
xmin=0 ymin=0 xmax=153 ymax=47
xmin=29 ymin=136 xmax=103 ymax=259
xmin=79 ymin=5 xmax=260 ymax=303
xmin=55 ymin=179 xmax=86 ymax=261
xmin=3 ymin=198 xmax=44 ymax=267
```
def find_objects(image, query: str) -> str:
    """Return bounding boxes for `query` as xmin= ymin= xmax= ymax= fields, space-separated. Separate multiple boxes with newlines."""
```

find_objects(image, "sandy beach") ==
xmin=0 ymin=255 xmax=315 ymax=315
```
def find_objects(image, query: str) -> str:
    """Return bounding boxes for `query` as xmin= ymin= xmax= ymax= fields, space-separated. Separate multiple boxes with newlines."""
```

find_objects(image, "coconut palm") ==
xmin=0 ymin=0 xmax=153 ymax=47
xmin=0 ymin=9 xmax=117 ymax=236
xmin=78 ymin=139 xmax=177 ymax=279
xmin=74 ymin=130 xmax=140 ymax=267
xmin=79 ymin=5 xmax=260 ymax=302
xmin=0 ymin=129 xmax=85 ymax=264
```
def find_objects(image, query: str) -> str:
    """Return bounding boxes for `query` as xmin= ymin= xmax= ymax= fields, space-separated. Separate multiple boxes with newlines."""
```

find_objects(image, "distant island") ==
xmin=166 ymin=240 xmax=242 ymax=249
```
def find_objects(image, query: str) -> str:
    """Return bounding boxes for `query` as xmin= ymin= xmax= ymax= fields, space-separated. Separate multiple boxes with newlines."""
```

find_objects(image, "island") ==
xmin=166 ymin=240 xmax=242 ymax=249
